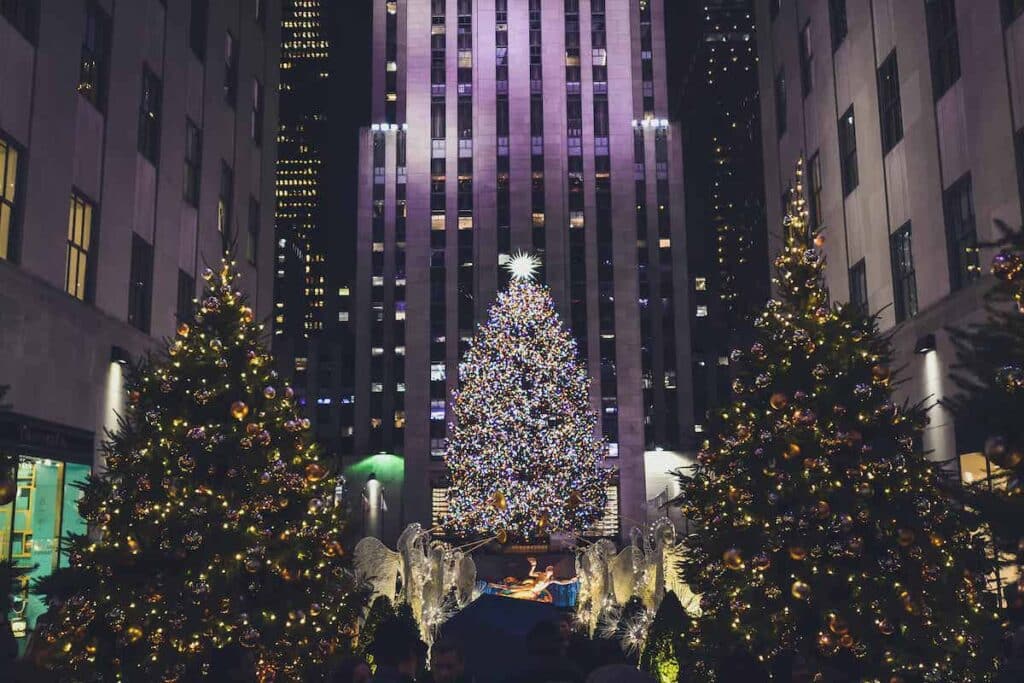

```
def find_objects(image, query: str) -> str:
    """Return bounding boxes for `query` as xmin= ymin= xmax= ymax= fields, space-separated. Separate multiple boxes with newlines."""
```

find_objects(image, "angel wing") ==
xmin=453 ymin=553 xmax=477 ymax=608
xmin=609 ymin=544 xmax=643 ymax=605
xmin=353 ymin=536 xmax=402 ymax=604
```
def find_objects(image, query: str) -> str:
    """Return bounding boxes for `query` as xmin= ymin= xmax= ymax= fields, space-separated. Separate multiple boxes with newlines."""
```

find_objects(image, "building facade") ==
xmin=756 ymin=0 xmax=1024 ymax=473
xmin=0 ymin=0 xmax=279 ymax=643
xmin=351 ymin=0 xmax=693 ymax=541
xmin=677 ymin=0 xmax=769 ymax=431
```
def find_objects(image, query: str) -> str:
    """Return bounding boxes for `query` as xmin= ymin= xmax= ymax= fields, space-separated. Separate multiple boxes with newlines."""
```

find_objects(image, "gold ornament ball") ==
xmin=305 ymin=462 xmax=329 ymax=482
xmin=263 ymin=386 xmax=277 ymax=400
xmin=871 ymin=365 xmax=891 ymax=383
xmin=813 ymin=501 xmax=831 ymax=518
xmin=177 ymin=322 xmax=190 ymax=337
xmin=230 ymin=401 xmax=249 ymax=421
xmin=769 ymin=392 xmax=789 ymax=410
xmin=839 ymin=634 xmax=854 ymax=649
xmin=722 ymin=548 xmax=744 ymax=571
xmin=789 ymin=546 xmax=808 ymax=561
xmin=791 ymin=580 xmax=811 ymax=600
xmin=827 ymin=614 xmax=849 ymax=635
xmin=489 ymin=491 xmax=508 ymax=511
xmin=126 ymin=626 xmax=144 ymax=644
xmin=784 ymin=443 xmax=802 ymax=460
xmin=897 ymin=529 xmax=916 ymax=547
xmin=240 ymin=307 xmax=254 ymax=323
xmin=877 ymin=619 xmax=895 ymax=636
xmin=0 ymin=479 xmax=16 ymax=506
xmin=813 ymin=232 xmax=826 ymax=249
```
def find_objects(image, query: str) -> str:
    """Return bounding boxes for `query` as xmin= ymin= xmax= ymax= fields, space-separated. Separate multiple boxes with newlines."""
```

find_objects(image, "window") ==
xmin=138 ymin=67 xmax=162 ymax=164
xmin=246 ymin=196 xmax=259 ymax=264
xmin=127 ymin=234 xmax=153 ymax=332
xmin=79 ymin=1 xmax=111 ymax=110
xmin=808 ymin=152 xmax=823 ymax=229
xmin=943 ymin=173 xmax=980 ymax=292
xmin=183 ymin=119 xmax=202 ymax=206
xmin=0 ymin=135 xmax=21 ymax=261
xmin=799 ymin=22 xmax=814 ymax=96
xmin=66 ymin=193 xmax=95 ymax=301
xmin=250 ymin=79 xmax=263 ymax=145
xmin=218 ymin=161 xmax=234 ymax=235
xmin=829 ymin=0 xmax=847 ymax=51
xmin=177 ymin=269 xmax=195 ymax=323
xmin=848 ymin=259 xmax=867 ymax=312
xmin=189 ymin=0 xmax=208 ymax=60
xmin=926 ymin=0 xmax=960 ymax=100
xmin=774 ymin=69 xmax=787 ymax=138
xmin=890 ymin=222 xmax=918 ymax=323
xmin=877 ymin=50 xmax=903 ymax=154
xmin=838 ymin=106 xmax=858 ymax=196
xmin=224 ymin=32 xmax=238 ymax=106
xmin=0 ymin=0 xmax=39 ymax=43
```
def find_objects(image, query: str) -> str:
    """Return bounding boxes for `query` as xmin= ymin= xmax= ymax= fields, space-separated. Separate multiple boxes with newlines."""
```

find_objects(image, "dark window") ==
xmin=218 ymin=161 xmax=234 ymax=235
xmin=246 ymin=196 xmax=259 ymax=264
xmin=1003 ymin=0 xmax=1024 ymax=26
xmin=829 ymin=0 xmax=848 ymax=51
xmin=799 ymin=22 xmax=814 ymax=96
xmin=770 ymin=0 xmax=780 ymax=20
xmin=250 ymin=78 xmax=263 ymax=145
xmin=0 ymin=0 xmax=39 ymax=43
xmin=138 ymin=67 xmax=162 ymax=164
xmin=255 ymin=0 xmax=265 ymax=27
xmin=79 ymin=1 xmax=111 ymax=110
xmin=190 ymin=0 xmax=208 ymax=60
xmin=224 ymin=32 xmax=238 ymax=106
xmin=889 ymin=222 xmax=918 ymax=323
xmin=838 ymin=106 xmax=858 ymax=196
xmin=431 ymin=101 xmax=445 ymax=139
xmin=877 ymin=50 xmax=903 ymax=154
xmin=808 ymin=151 xmax=823 ymax=229
xmin=775 ymin=69 xmax=787 ymax=137
xmin=0 ymin=135 xmax=22 ymax=262
xmin=128 ymin=234 xmax=154 ymax=333
xmin=926 ymin=0 xmax=960 ymax=100
xmin=176 ymin=270 xmax=195 ymax=323
xmin=943 ymin=173 xmax=980 ymax=292
xmin=848 ymin=259 xmax=867 ymax=312
xmin=184 ymin=119 xmax=202 ymax=206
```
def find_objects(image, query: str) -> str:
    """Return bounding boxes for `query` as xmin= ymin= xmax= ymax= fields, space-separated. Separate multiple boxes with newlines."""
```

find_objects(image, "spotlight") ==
xmin=915 ymin=333 xmax=936 ymax=355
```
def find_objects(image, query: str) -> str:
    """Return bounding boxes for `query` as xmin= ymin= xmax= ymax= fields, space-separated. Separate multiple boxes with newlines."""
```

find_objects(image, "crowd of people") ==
xmin=337 ymin=611 xmax=656 ymax=683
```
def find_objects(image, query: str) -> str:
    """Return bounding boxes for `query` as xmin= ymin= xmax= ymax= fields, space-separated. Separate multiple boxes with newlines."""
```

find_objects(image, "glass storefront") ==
xmin=959 ymin=451 xmax=1020 ymax=605
xmin=1 ymin=456 xmax=90 ymax=647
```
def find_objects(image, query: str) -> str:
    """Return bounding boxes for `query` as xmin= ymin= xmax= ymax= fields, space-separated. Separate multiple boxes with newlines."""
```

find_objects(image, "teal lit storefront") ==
xmin=0 ymin=413 xmax=91 ymax=650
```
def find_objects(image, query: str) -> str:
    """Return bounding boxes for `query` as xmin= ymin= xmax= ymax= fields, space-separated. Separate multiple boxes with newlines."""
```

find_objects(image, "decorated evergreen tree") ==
xmin=944 ymin=222 xmax=1024 ymax=621
xmin=640 ymin=592 xmax=690 ymax=683
xmin=42 ymin=260 xmax=365 ymax=681
xmin=444 ymin=253 xmax=611 ymax=541
xmin=675 ymin=162 xmax=1001 ymax=681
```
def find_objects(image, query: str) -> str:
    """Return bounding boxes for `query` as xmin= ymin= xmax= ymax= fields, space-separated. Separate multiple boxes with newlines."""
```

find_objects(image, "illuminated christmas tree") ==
xmin=675 ymin=162 xmax=1001 ymax=681
xmin=444 ymin=253 xmax=611 ymax=541
xmin=944 ymin=222 xmax=1024 ymax=622
xmin=43 ymin=260 xmax=365 ymax=681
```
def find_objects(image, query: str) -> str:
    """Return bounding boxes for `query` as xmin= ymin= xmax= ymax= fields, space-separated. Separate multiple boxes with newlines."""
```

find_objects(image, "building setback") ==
xmin=756 ymin=0 xmax=1024 ymax=473
xmin=0 ymin=0 xmax=279 ymax=642
xmin=351 ymin=0 xmax=693 ymax=541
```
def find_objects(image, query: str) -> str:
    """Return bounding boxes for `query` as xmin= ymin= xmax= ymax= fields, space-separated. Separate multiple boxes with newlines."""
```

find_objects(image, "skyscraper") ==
xmin=675 ymin=0 xmax=768 ymax=428
xmin=351 ymin=0 xmax=692 ymax=540
xmin=756 ymin=0 xmax=1024 ymax=478
xmin=0 ymin=0 xmax=279 ymax=646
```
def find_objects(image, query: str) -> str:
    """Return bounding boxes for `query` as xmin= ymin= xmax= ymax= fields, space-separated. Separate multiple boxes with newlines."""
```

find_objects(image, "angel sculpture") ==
xmin=608 ymin=527 xmax=646 ymax=606
xmin=575 ymin=539 xmax=616 ymax=637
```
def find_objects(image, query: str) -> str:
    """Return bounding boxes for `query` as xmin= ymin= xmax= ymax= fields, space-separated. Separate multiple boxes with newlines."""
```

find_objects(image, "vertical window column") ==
xmin=429 ymin=0 xmax=448 ymax=459
xmin=655 ymin=129 xmax=679 ymax=447
xmin=634 ymin=129 xmax=654 ymax=447
xmin=370 ymin=132 xmax=387 ymax=452
xmin=394 ymin=130 xmax=407 ymax=449
xmin=529 ymin=0 xmax=546 ymax=272
xmin=384 ymin=0 xmax=399 ymax=123
xmin=592 ymin=0 xmax=617 ymax=450
xmin=566 ymin=0 xmax=587 ymax=355
xmin=457 ymin=0 xmax=474 ymax=347
xmin=638 ymin=0 xmax=655 ymax=117
xmin=496 ymin=0 xmax=511 ymax=287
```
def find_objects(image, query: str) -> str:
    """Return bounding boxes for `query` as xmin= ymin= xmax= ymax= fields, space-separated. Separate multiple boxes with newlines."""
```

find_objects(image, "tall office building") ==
xmin=677 ymin=0 xmax=769 ymax=429
xmin=351 ymin=0 xmax=693 ymax=540
xmin=0 ymin=0 xmax=279 ymax=644
xmin=757 ymin=0 xmax=1024 ymax=479
xmin=275 ymin=1 xmax=357 ymax=457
